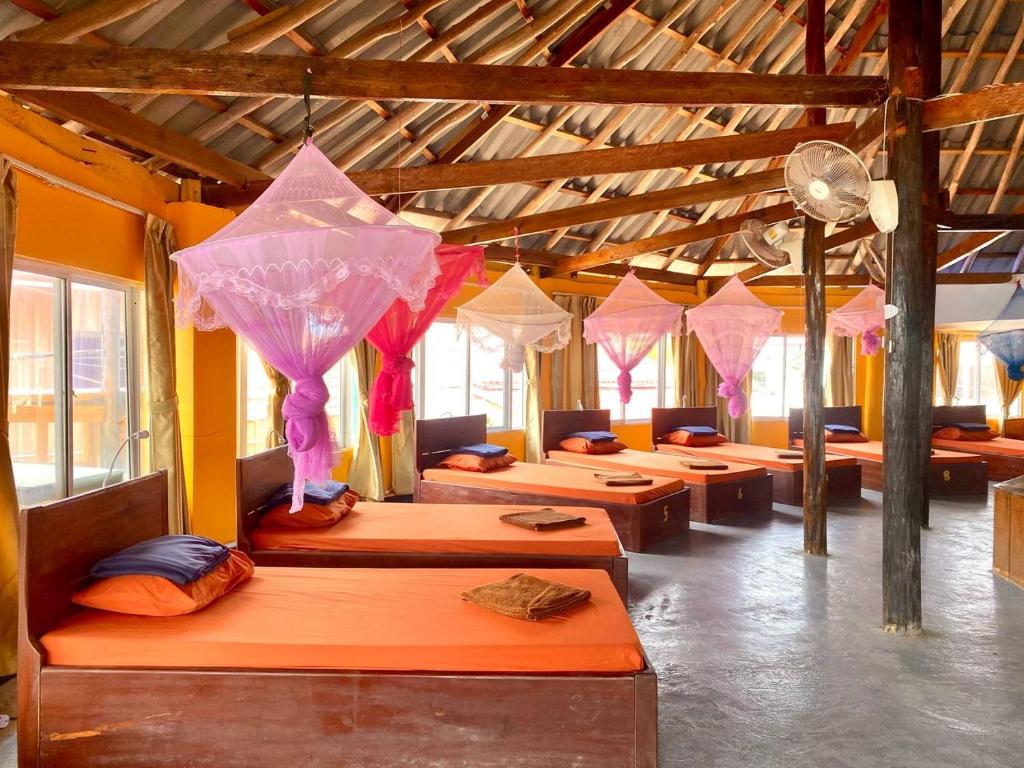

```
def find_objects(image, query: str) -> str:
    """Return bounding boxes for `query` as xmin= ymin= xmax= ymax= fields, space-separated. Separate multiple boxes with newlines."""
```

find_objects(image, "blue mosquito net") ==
xmin=979 ymin=285 xmax=1024 ymax=381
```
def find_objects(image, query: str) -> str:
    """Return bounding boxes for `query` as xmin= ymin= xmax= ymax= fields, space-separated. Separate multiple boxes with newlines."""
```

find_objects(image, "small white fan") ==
xmin=740 ymin=219 xmax=803 ymax=270
xmin=785 ymin=140 xmax=872 ymax=223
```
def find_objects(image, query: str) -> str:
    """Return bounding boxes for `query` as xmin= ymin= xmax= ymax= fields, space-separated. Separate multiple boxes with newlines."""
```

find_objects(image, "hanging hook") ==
xmin=303 ymin=67 xmax=314 ymax=144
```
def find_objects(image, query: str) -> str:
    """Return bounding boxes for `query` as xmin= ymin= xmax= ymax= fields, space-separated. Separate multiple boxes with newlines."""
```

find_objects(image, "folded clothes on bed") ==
xmin=91 ymin=535 xmax=229 ymax=585
xmin=824 ymin=424 xmax=861 ymax=434
xmin=680 ymin=458 xmax=729 ymax=470
xmin=594 ymin=472 xmax=655 ymax=487
xmin=499 ymin=508 xmax=587 ymax=531
xmin=673 ymin=425 xmax=719 ymax=436
xmin=451 ymin=443 xmax=509 ymax=458
xmin=462 ymin=573 xmax=591 ymax=620
xmin=568 ymin=430 xmax=618 ymax=443
xmin=259 ymin=480 xmax=351 ymax=512
xmin=776 ymin=450 xmax=803 ymax=459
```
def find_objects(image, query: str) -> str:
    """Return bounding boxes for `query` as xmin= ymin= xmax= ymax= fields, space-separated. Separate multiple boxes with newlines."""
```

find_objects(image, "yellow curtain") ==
xmin=143 ymin=214 xmax=190 ymax=535
xmin=0 ymin=158 xmax=18 ymax=675
xmin=390 ymin=409 xmax=415 ymax=496
xmin=993 ymin=357 xmax=1022 ymax=422
xmin=524 ymin=350 xmax=544 ymax=463
xmin=935 ymin=332 xmax=960 ymax=406
xmin=348 ymin=342 xmax=385 ymax=501
xmin=550 ymin=294 xmax=598 ymax=409
xmin=672 ymin=326 xmax=700 ymax=407
xmin=260 ymin=361 xmax=290 ymax=448
xmin=826 ymin=334 xmax=855 ymax=407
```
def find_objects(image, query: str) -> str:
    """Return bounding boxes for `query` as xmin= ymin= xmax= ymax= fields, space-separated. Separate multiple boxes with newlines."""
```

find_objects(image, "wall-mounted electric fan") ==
xmin=739 ymin=219 xmax=803 ymax=270
xmin=784 ymin=140 xmax=872 ymax=223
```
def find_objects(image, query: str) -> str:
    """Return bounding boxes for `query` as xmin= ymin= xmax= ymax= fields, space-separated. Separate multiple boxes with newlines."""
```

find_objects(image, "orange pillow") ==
xmin=933 ymin=426 xmax=999 ymax=441
xmin=825 ymin=430 xmax=869 ymax=443
xmin=260 ymin=491 xmax=357 ymax=528
xmin=72 ymin=549 xmax=254 ymax=616
xmin=558 ymin=437 xmax=628 ymax=454
xmin=438 ymin=453 xmax=518 ymax=472
xmin=663 ymin=430 xmax=727 ymax=447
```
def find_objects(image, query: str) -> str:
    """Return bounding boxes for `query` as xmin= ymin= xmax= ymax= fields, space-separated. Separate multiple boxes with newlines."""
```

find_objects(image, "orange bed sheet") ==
xmin=655 ymin=442 xmax=857 ymax=472
xmin=250 ymin=503 xmax=621 ymax=556
xmin=41 ymin=568 xmax=643 ymax=673
xmin=545 ymin=448 xmax=765 ymax=485
xmin=794 ymin=439 xmax=981 ymax=464
xmin=422 ymin=461 xmax=685 ymax=504
xmin=932 ymin=436 xmax=1024 ymax=458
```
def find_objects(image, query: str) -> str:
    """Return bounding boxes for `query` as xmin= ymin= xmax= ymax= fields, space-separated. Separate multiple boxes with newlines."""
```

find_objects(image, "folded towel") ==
xmin=91 ymin=535 xmax=230 ymax=585
xmin=594 ymin=472 xmax=654 ymax=487
xmin=499 ymin=508 xmax=587 ymax=531
xmin=681 ymin=458 xmax=729 ymax=470
xmin=824 ymin=423 xmax=860 ymax=434
xmin=776 ymin=450 xmax=803 ymax=459
xmin=568 ymin=430 xmax=617 ymax=443
xmin=673 ymin=425 xmax=719 ymax=436
xmin=951 ymin=422 xmax=991 ymax=432
xmin=462 ymin=573 xmax=591 ymax=621
xmin=452 ymin=443 xmax=509 ymax=458
xmin=259 ymin=480 xmax=350 ymax=513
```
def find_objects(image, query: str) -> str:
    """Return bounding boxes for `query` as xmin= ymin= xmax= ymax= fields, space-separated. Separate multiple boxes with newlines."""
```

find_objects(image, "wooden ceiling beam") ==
xmin=923 ymin=81 xmax=1024 ymax=132
xmin=748 ymin=272 xmax=1013 ymax=287
xmin=441 ymin=168 xmax=787 ymax=246
xmin=938 ymin=212 xmax=1024 ymax=232
xmin=10 ymin=0 xmax=159 ymax=43
xmin=0 ymin=41 xmax=889 ymax=107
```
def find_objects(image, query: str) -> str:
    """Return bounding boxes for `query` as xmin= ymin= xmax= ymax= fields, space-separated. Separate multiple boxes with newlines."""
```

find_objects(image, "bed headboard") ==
xmin=235 ymin=446 xmax=294 ymax=554
xmin=541 ymin=409 xmax=612 ymax=456
xmin=788 ymin=406 xmax=863 ymax=443
xmin=19 ymin=471 xmax=168 ymax=647
xmin=932 ymin=404 xmax=987 ymax=427
xmin=415 ymin=414 xmax=487 ymax=473
xmin=651 ymin=407 xmax=718 ymax=447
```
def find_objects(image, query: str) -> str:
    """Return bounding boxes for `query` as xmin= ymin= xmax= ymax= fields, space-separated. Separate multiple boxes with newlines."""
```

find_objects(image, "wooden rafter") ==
xmin=11 ymin=0 xmax=159 ymax=43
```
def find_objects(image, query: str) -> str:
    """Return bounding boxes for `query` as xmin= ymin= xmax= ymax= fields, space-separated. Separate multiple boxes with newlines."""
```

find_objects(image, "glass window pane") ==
xmin=623 ymin=344 xmax=660 ymax=421
xmin=979 ymin=345 xmax=1011 ymax=417
xmin=663 ymin=336 xmax=677 ymax=409
xmin=509 ymin=369 xmax=525 ymax=431
xmin=955 ymin=340 xmax=979 ymax=404
xmin=422 ymin=322 xmax=468 ymax=419
xmin=783 ymin=335 xmax=806 ymax=413
xmin=241 ymin=344 xmax=274 ymax=456
xmin=469 ymin=332 xmax=507 ymax=428
xmin=9 ymin=270 xmax=64 ymax=505
xmin=596 ymin=345 xmax=624 ymax=419
xmin=750 ymin=336 xmax=785 ymax=418
xmin=70 ymin=281 xmax=129 ymax=495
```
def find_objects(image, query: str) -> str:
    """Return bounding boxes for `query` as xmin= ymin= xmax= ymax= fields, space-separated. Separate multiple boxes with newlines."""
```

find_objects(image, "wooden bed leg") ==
xmin=634 ymin=668 xmax=658 ymax=768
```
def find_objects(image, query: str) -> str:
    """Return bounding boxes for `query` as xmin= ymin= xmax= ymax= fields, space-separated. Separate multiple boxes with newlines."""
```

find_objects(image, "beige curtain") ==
xmin=826 ymin=334 xmax=856 ymax=407
xmin=993 ymin=357 xmax=1022 ymax=422
xmin=0 ymin=159 xmax=17 ymax=675
xmin=261 ymin=361 xmax=290 ymax=448
xmin=550 ymin=294 xmax=599 ymax=410
xmin=348 ymin=342 xmax=385 ymax=501
xmin=671 ymin=326 xmax=700 ymax=407
xmin=143 ymin=214 xmax=189 ymax=535
xmin=390 ymin=409 xmax=415 ymax=496
xmin=935 ymin=332 xmax=960 ymax=406
xmin=524 ymin=350 xmax=543 ymax=463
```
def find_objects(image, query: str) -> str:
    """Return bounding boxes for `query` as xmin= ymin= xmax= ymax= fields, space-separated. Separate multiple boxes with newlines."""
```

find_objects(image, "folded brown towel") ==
xmin=776 ymin=450 xmax=803 ymax=459
xmin=594 ymin=472 xmax=654 ymax=487
xmin=500 ymin=508 xmax=587 ymax=531
xmin=462 ymin=573 xmax=591 ymax=621
xmin=681 ymin=458 xmax=729 ymax=470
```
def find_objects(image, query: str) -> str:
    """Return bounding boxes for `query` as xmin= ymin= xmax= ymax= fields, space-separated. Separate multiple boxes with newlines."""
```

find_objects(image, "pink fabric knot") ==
xmin=282 ymin=376 xmax=330 ymax=451
xmin=717 ymin=378 xmax=748 ymax=419
xmin=369 ymin=354 xmax=416 ymax=436
xmin=860 ymin=328 xmax=882 ymax=356
xmin=617 ymin=370 xmax=633 ymax=404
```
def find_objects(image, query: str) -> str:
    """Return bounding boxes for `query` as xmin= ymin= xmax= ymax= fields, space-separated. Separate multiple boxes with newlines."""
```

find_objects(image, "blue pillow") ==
xmin=825 ymin=424 xmax=861 ymax=434
xmin=91 ymin=535 xmax=229 ymax=585
xmin=953 ymin=422 xmax=991 ymax=432
xmin=673 ymin=425 xmax=719 ymax=436
xmin=453 ymin=443 xmax=509 ymax=458
xmin=260 ymin=480 xmax=350 ymax=512
xmin=568 ymin=431 xmax=618 ymax=443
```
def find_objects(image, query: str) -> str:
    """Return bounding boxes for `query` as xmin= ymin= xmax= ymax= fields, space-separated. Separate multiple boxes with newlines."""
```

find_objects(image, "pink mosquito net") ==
xmin=827 ymin=283 xmax=886 ymax=356
xmin=172 ymin=142 xmax=440 ymax=511
xmin=685 ymin=275 xmax=782 ymax=418
xmin=584 ymin=272 xmax=684 ymax=403
xmin=367 ymin=244 xmax=486 ymax=436
xmin=455 ymin=263 xmax=572 ymax=372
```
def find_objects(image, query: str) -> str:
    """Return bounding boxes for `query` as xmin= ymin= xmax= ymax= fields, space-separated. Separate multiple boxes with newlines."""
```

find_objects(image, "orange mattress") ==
xmin=41 ymin=568 xmax=643 ymax=673
xmin=655 ymin=442 xmax=857 ymax=472
xmin=250 ymin=503 xmax=621 ymax=556
xmin=545 ymin=448 xmax=765 ymax=485
xmin=932 ymin=436 xmax=1024 ymax=458
xmin=422 ymin=461 xmax=686 ymax=504
xmin=794 ymin=439 xmax=982 ymax=464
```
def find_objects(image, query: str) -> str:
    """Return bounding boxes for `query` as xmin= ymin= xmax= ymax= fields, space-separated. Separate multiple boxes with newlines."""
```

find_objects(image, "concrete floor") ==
xmin=1 ymin=489 xmax=1021 ymax=767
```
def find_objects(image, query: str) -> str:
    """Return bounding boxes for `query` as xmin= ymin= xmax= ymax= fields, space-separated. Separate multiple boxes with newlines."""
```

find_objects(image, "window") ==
xmin=413 ymin=319 xmax=525 ymax=431
xmin=238 ymin=342 xmax=359 ymax=457
xmin=949 ymin=339 xmax=1020 ymax=417
xmin=597 ymin=335 xmax=676 ymax=422
xmin=750 ymin=335 xmax=808 ymax=418
xmin=8 ymin=265 xmax=141 ymax=505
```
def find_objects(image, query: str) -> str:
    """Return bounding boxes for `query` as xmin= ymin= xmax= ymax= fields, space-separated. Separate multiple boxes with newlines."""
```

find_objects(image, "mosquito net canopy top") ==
xmin=827 ymin=283 xmax=886 ymax=356
xmin=685 ymin=275 xmax=783 ymax=418
xmin=979 ymin=283 xmax=1024 ymax=381
xmin=584 ymin=272 xmax=684 ymax=403
xmin=455 ymin=263 xmax=571 ymax=372
xmin=173 ymin=142 xmax=440 ymax=510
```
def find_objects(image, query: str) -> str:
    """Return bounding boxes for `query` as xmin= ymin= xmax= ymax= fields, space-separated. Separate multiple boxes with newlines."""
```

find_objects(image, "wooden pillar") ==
xmin=884 ymin=0 xmax=931 ymax=632
xmin=802 ymin=0 xmax=828 ymax=555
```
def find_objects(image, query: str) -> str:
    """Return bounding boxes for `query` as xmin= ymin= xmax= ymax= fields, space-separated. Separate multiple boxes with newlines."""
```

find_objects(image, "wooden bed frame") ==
xmin=542 ymin=408 xmax=773 ymax=524
xmin=932 ymin=404 xmax=1024 ymax=482
xmin=651 ymin=407 xmax=862 ymax=506
xmin=18 ymin=472 xmax=658 ymax=767
xmin=237 ymin=446 xmax=628 ymax=600
xmin=414 ymin=414 xmax=689 ymax=552
xmin=787 ymin=406 xmax=989 ymax=496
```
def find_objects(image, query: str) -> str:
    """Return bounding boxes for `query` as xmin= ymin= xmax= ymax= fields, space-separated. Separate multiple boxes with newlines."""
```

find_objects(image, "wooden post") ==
xmin=884 ymin=0 xmax=930 ymax=632
xmin=802 ymin=0 xmax=827 ymax=555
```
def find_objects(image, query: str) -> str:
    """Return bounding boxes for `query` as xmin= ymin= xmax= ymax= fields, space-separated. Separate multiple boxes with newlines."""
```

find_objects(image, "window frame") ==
xmin=598 ymin=334 xmax=675 ymax=424
xmin=948 ymin=337 xmax=1024 ymax=418
xmin=750 ymin=333 xmax=812 ymax=420
xmin=12 ymin=256 xmax=143 ymax=499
